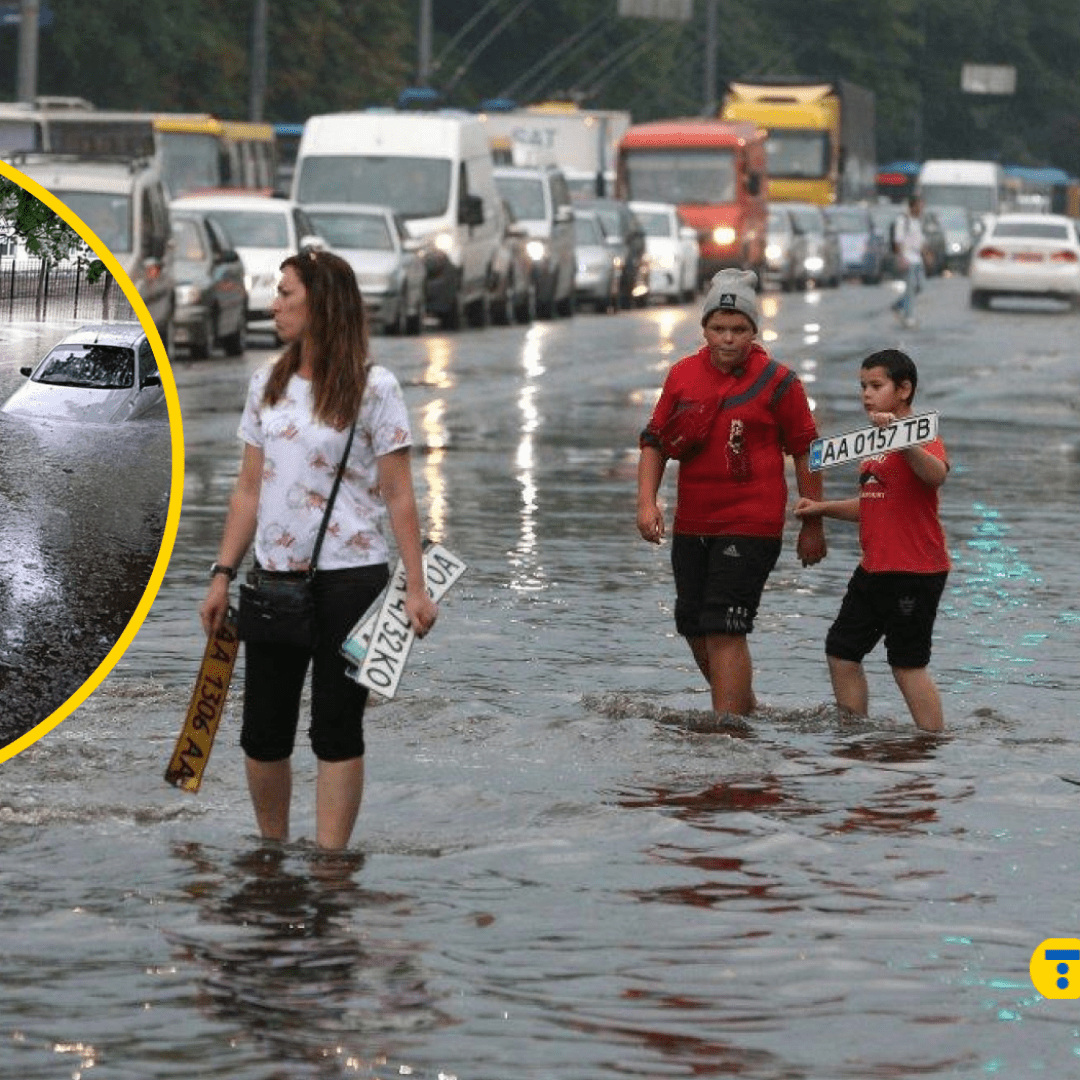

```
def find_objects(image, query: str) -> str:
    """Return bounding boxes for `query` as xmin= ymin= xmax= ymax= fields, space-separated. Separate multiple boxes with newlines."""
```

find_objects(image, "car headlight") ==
xmin=175 ymin=284 xmax=202 ymax=306
xmin=526 ymin=238 xmax=548 ymax=263
xmin=656 ymin=252 xmax=676 ymax=270
xmin=765 ymin=243 xmax=782 ymax=261
xmin=804 ymin=255 xmax=824 ymax=273
xmin=432 ymin=231 xmax=454 ymax=255
xmin=712 ymin=226 xmax=737 ymax=246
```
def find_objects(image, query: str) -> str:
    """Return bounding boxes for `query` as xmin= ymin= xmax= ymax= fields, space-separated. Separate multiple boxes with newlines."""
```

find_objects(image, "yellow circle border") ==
xmin=0 ymin=159 xmax=185 ymax=763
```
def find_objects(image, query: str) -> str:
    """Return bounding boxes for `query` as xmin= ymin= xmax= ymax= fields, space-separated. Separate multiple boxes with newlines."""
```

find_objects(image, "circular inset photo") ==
xmin=0 ymin=160 xmax=183 ymax=759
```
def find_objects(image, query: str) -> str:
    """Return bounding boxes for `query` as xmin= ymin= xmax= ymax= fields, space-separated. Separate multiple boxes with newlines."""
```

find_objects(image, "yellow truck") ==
xmin=721 ymin=80 xmax=875 ymax=205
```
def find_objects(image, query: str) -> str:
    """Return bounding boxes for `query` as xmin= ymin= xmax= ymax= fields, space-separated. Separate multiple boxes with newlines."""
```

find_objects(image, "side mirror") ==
xmin=554 ymin=205 xmax=574 ymax=225
xmin=746 ymin=173 xmax=761 ymax=197
xmin=216 ymin=248 xmax=241 ymax=265
xmin=678 ymin=226 xmax=698 ymax=242
xmin=299 ymin=235 xmax=327 ymax=253
xmin=143 ymin=372 xmax=162 ymax=387
xmin=459 ymin=194 xmax=484 ymax=227
xmin=20 ymin=365 xmax=32 ymax=376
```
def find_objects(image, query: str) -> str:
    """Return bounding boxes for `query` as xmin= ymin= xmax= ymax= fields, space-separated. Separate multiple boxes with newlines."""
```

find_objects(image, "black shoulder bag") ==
xmin=237 ymin=418 xmax=358 ymax=649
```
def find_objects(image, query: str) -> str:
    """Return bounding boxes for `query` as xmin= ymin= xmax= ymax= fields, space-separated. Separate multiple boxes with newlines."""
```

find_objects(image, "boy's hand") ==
xmin=794 ymin=497 xmax=822 ymax=519
xmin=637 ymin=502 xmax=665 ymax=544
xmin=869 ymin=411 xmax=896 ymax=428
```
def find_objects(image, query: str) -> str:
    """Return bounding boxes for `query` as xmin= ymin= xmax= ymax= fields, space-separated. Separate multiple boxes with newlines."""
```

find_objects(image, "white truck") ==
xmin=477 ymin=103 xmax=632 ymax=199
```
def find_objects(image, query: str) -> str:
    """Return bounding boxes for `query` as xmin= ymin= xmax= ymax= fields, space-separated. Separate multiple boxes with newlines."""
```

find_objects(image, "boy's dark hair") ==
xmin=862 ymin=348 xmax=918 ymax=400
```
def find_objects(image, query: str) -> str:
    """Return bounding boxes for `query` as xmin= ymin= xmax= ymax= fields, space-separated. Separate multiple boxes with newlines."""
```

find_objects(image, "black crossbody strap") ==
xmin=308 ymin=417 xmax=358 ymax=575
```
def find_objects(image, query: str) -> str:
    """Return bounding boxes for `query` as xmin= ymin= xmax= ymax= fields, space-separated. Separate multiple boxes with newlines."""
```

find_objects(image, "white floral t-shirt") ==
xmin=239 ymin=363 xmax=412 ymax=571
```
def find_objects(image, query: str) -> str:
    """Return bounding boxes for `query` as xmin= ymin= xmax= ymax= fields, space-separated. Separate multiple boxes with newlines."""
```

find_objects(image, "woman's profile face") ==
xmin=272 ymin=265 xmax=309 ymax=345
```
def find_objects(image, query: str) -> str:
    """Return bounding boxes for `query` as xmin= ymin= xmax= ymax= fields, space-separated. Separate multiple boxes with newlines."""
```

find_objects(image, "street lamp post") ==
xmin=17 ymin=0 xmax=39 ymax=103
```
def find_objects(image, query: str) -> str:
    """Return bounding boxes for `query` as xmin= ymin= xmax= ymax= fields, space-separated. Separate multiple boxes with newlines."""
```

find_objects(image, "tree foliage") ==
xmin=2 ymin=0 xmax=1079 ymax=174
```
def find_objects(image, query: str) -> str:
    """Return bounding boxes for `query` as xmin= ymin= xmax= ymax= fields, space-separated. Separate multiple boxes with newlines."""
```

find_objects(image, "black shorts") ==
xmin=826 ymin=566 xmax=947 ymax=670
xmin=241 ymin=563 xmax=390 ymax=763
xmin=671 ymin=534 xmax=782 ymax=637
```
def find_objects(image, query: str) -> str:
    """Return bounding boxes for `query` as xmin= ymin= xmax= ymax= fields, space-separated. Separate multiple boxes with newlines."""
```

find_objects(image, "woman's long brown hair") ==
xmin=263 ymin=250 xmax=370 ymax=429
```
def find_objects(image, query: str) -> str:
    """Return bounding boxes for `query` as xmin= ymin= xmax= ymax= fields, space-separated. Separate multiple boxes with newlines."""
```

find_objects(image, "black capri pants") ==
xmin=241 ymin=563 xmax=390 ymax=763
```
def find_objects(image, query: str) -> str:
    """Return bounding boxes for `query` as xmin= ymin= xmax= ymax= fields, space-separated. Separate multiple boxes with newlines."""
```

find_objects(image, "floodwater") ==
xmin=2 ymin=275 xmax=1080 ymax=1078
xmin=0 ymin=320 xmax=172 ymax=743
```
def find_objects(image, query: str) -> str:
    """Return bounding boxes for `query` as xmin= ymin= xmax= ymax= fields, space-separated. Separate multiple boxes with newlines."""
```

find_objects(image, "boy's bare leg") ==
xmin=245 ymin=757 xmax=291 ymax=842
xmin=687 ymin=635 xmax=711 ymax=682
xmin=704 ymin=633 xmax=755 ymax=715
xmin=828 ymin=655 xmax=869 ymax=716
xmin=891 ymin=666 xmax=945 ymax=732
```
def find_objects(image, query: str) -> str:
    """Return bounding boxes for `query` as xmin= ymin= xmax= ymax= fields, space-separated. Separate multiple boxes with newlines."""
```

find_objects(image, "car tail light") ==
xmin=976 ymin=246 xmax=1006 ymax=260
xmin=1050 ymin=250 xmax=1079 ymax=263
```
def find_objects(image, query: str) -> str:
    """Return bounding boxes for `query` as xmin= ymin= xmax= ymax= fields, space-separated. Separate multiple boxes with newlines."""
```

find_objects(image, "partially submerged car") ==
xmin=2 ymin=322 xmax=165 ymax=422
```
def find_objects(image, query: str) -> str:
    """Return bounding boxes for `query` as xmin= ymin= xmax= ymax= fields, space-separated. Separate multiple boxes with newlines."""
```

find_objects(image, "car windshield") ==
xmin=827 ymin=209 xmax=867 ymax=233
xmin=157 ymin=131 xmax=222 ymax=197
xmin=172 ymin=217 xmax=208 ymax=261
xmin=920 ymin=183 xmax=996 ymax=214
xmin=205 ymin=209 xmax=289 ymax=248
xmin=307 ymin=211 xmax=393 ymax=251
xmin=296 ymin=156 xmax=452 ymax=219
xmin=35 ymin=344 xmax=134 ymax=389
xmin=54 ymin=192 xmax=132 ymax=253
xmin=495 ymin=176 xmax=546 ymax=221
xmin=992 ymin=221 xmax=1071 ymax=241
xmin=623 ymin=149 xmax=736 ymax=205
xmin=633 ymin=210 xmax=673 ymax=237
xmin=789 ymin=207 xmax=824 ymax=233
xmin=765 ymin=130 xmax=829 ymax=179
xmin=933 ymin=205 xmax=971 ymax=229
xmin=574 ymin=214 xmax=603 ymax=245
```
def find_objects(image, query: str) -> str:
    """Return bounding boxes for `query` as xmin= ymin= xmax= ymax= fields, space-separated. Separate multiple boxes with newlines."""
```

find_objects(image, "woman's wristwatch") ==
xmin=209 ymin=562 xmax=237 ymax=581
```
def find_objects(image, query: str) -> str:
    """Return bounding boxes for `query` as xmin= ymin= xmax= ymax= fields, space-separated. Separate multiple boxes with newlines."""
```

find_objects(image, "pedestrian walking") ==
xmin=794 ymin=348 xmax=949 ymax=732
xmin=199 ymin=250 xmax=437 ymax=850
xmin=636 ymin=268 xmax=827 ymax=717
xmin=890 ymin=195 xmax=927 ymax=327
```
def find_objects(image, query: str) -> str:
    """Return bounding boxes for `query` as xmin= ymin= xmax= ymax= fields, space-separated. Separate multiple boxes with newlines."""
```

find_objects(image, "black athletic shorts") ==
xmin=671 ymin=534 xmax=782 ymax=637
xmin=241 ymin=563 xmax=390 ymax=763
xmin=826 ymin=565 xmax=947 ymax=670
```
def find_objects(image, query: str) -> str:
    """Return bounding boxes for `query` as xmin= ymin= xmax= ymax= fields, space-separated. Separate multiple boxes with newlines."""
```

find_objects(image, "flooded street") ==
xmin=2 ymin=273 xmax=1080 ymax=1078
xmin=0 ymin=321 xmax=172 ymax=744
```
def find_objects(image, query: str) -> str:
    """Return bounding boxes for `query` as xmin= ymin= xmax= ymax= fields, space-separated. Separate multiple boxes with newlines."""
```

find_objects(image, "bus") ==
xmin=0 ymin=99 xmax=276 ymax=197
xmin=616 ymin=118 xmax=768 ymax=284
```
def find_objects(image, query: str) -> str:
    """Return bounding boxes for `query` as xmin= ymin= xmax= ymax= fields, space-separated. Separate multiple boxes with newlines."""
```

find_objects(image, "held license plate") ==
xmin=809 ymin=412 xmax=938 ymax=471
xmin=341 ymin=543 xmax=466 ymax=698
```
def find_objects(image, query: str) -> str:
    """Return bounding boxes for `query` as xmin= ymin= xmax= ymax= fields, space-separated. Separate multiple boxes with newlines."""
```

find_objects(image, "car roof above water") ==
xmin=61 ymin=322 xmax=146 ymax=347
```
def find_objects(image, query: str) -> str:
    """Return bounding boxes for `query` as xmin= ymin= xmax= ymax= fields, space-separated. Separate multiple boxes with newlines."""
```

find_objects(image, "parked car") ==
xmin=171 ymin=193 xmax=325 ymax=324
xmin=493 ymin=163 xmax=576 ymax=319
xmin=786 ymin=201 xmax=842 ymax=289
xmin=932 ymin=204 xmax=977 ymax=273
xmin=628 ymin=200 xmax=699 ymax=303
xmin=823 ymin=204 xmax=885 ymax=284
xmin=573 ymin=207 xmax=620 ymax=313
xmin=303 ymin=203 xmax=425 ymax=335
xmin=169 ymin=206 xmax=248 ymax=358
xmin=8 ymin=153 xmax=176 ymax=351
xmin=969 ymin=212 xmax=1080 ymax=310
xmin=763 ymin=205 xmax=800 ymax=291
xmin=2 ymin=322 xmax=165 ymax=423
xmin=576 ymin=197 xmax=649 ymax=307
xmin=488 ymin=198 xmax=536 ymax=325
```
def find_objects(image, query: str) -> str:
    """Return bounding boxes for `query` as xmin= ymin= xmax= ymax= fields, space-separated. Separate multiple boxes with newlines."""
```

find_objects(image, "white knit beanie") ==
xmin=701 ymin=268 xmax=759 ymax=330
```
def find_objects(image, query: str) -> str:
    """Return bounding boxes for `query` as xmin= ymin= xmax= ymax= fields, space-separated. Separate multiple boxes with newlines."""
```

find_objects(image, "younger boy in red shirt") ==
xmin=795 ymin=349 xmax=949 ymax=732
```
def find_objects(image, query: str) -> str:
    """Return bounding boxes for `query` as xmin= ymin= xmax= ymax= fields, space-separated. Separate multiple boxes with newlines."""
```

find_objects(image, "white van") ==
xmin=292 ymin=110 xmax=502 ymax=330
xmin=916 ymin=159 xmax=1004 ymax=226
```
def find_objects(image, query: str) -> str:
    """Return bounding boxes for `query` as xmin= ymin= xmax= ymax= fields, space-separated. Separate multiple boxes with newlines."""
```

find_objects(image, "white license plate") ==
xmin=341 ymin=543 xmax=466 ymax=698
xmin=809 ymin=412 xmax=938 ymax=471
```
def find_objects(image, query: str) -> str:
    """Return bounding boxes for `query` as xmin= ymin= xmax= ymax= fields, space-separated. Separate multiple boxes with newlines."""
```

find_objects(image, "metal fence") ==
xmin=0 ymin=258 xmax=136 ymax=323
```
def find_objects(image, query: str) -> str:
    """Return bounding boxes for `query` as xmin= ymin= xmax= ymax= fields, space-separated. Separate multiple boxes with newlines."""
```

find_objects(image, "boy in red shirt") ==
xmin=638 ymin=268 xmax=826 ymax=716
xmin=795 ymin=349 xmax=949 ymax=732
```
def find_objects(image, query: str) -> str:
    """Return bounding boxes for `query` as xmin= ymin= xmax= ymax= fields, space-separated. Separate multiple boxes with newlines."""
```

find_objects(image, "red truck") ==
xmin=616 ymin=118 xmax=768 ymax=285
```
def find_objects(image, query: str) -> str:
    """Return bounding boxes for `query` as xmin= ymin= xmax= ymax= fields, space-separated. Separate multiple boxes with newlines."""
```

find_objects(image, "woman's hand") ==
xmin=405 ymin=589 xmax=438 ymax=638
xmin=200 ymin=576 xmax=230 ymax=637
